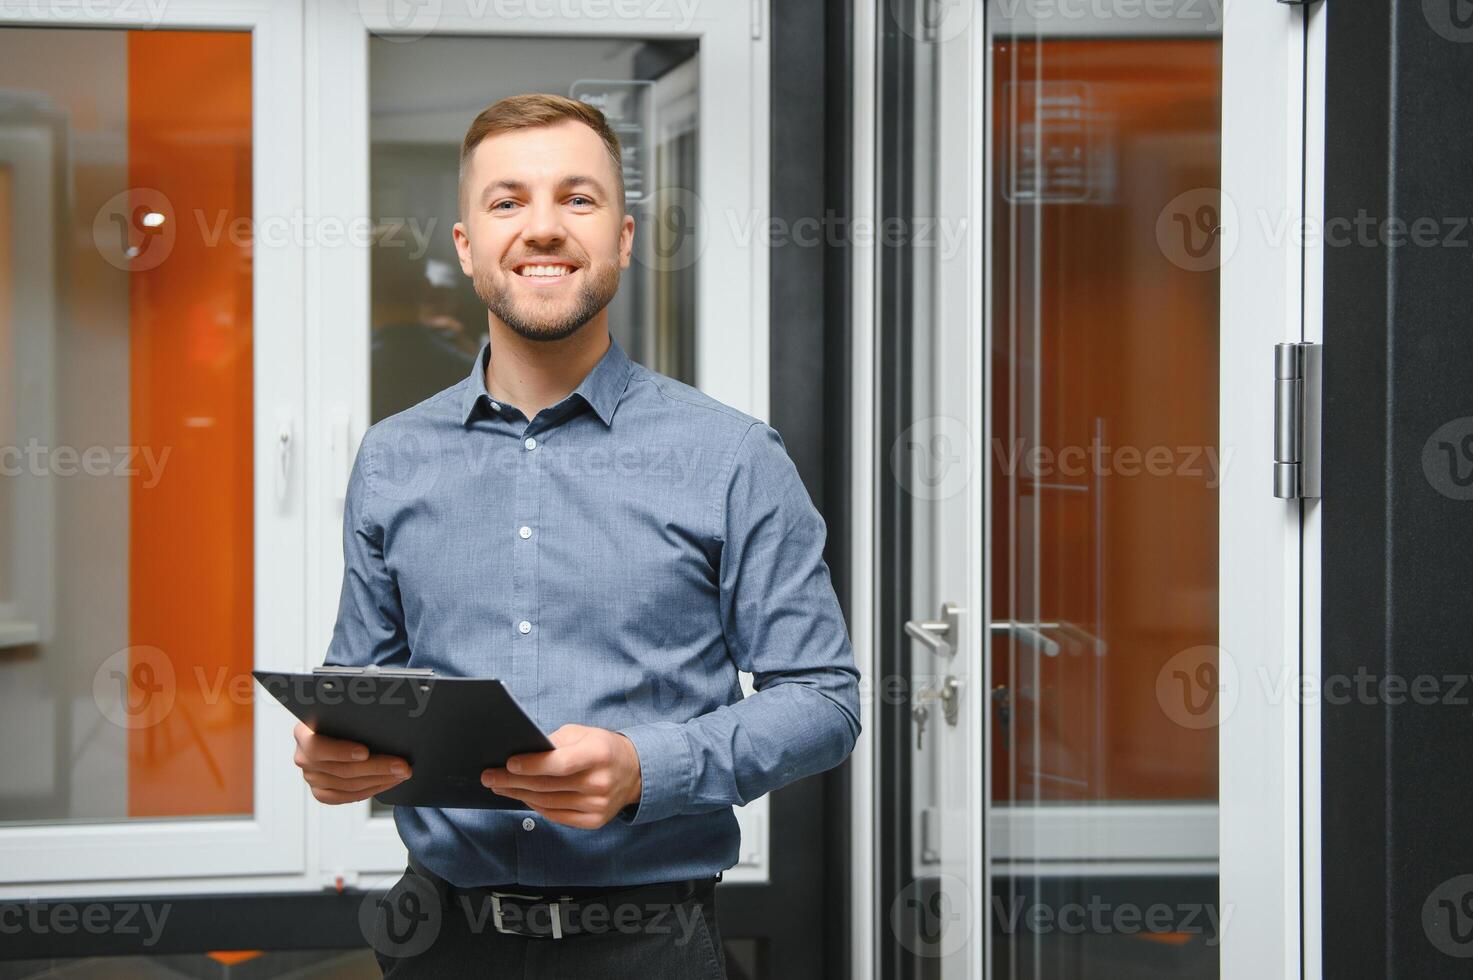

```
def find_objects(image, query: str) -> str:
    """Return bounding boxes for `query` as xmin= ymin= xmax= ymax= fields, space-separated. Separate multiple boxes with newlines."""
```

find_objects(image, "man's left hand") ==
xmin=482 ymin=724 xmax=643 ymax=829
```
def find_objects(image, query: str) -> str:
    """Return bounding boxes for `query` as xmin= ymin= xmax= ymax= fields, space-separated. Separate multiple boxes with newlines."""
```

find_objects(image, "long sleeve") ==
xmin=617 ymin=422 xmax=862 ymax=824
xmin=324 ymin=431 xmax=411 ymax=670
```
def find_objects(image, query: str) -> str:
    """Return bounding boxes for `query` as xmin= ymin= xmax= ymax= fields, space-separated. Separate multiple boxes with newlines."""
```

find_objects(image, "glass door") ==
xmin=0 ymin=0 xmax=308 ymax=888
xmin=875 ymin=0 xmax=1312 ymax=976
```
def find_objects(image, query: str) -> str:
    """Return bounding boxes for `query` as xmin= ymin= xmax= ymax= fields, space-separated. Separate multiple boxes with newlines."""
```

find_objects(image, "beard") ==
xmin=472 ymin=258 xmax=620 ymax=343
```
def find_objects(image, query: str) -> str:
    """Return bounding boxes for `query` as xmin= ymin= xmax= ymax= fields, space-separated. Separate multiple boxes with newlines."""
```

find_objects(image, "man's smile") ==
xmin=512 ymin=260 xmax=579 ymax=287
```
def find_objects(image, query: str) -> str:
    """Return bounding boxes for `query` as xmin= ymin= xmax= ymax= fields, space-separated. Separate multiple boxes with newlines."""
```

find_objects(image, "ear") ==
xmin=618 ymin=212 xmax=635 ymax=271
xmin=452 ymin=220 xmax=475 ymax=278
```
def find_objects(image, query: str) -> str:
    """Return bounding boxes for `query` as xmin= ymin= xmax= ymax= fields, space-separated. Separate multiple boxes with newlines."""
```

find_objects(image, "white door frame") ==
xmin=306 ymin=0 xmax=773 ymax=887
xmin=1220 ymin=2 xmax=1325 ymax=978
xmin=848 ymin=0 xmax=881 ymax=974
xmin=850 ymin=0 xmax=1324 ymax=976
xmin=0 ymin=0 xmax=309 ymax=893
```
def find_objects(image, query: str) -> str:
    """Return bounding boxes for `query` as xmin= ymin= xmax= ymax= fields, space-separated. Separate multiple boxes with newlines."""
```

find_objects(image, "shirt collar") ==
xmin=460 ymin=334 xmax=634 ymax=428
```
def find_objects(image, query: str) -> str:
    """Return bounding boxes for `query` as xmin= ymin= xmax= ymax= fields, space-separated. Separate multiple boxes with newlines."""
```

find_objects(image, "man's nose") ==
xmin=521 ymin=196 xmax=566 ymax=246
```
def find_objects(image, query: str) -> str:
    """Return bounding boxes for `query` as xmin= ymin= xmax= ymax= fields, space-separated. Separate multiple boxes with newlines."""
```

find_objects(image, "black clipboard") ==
xmin=253 ymin=666 xmax=554 ymax=809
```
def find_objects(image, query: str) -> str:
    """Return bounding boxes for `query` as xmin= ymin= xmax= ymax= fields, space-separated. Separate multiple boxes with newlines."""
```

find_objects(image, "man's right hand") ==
xmin=293 ymin=721 xmax=411 ymax=804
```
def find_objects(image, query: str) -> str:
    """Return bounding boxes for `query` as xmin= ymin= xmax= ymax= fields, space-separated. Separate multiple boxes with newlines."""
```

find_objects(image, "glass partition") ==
xmin=0 ymin=27 xmax=255 ymax=824
xmin=989 ymin=27 xmax=1223 ymax=980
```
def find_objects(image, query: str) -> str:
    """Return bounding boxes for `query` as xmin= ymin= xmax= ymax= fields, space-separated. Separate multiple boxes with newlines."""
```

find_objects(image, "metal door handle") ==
xmin=905 ymin=602 xmax=961 ymax=658
xmin=989 ymin=621 xmax=1060 ymax=657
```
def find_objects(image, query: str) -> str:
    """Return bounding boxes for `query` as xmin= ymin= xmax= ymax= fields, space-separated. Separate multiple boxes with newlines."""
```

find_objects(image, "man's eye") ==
xmin=569 ymin=196 xmax=593 ymax=207
xmin=492 ymin=200 xmax=518 ymax=211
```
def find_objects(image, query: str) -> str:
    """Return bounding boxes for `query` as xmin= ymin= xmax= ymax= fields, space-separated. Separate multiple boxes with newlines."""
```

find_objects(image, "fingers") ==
xmin=299 ymin=758 xmax=409 ymax=803
xmin=545 ymin=723 xmax=589 ymax=748
xmin=482 ymin=769 xmax=604 ymax=795
xmin=302 ymin=754 xmax=410 ymax=781
xmin=293 ymin=721 xmax=410 ymax=803
xmin=507 ymin=734 xmax=607 ymax=778
xmin=303 ymin=769 xmax=409 ymax=794
xmin=307 ymin=777 xmax=405 ymax=806
xmin=294 ymin=721 xmax=373 ymax=764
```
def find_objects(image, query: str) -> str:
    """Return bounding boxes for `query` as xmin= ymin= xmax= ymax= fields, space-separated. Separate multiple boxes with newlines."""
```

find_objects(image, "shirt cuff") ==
xmin=614 ymin=722 xmax=692 ymax=825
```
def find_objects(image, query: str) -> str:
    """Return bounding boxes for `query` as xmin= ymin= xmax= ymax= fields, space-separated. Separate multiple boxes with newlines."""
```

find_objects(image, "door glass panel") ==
xmin=0 ymin=28 xmax=255 ymax=823
xmin=990 ymin=24 xmax=1222 ymax=980
xmin=368 ymin=35 xmax=700 ymax=424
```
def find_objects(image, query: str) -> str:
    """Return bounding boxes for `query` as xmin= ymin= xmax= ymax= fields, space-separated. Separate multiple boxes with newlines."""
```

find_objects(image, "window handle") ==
xmin=275 ymin=416 xmax=293 ymax=503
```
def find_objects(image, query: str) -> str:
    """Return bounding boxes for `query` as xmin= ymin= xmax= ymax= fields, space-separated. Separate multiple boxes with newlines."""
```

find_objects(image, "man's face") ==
xmin=453 ymin=120 xmax=634 ymax=342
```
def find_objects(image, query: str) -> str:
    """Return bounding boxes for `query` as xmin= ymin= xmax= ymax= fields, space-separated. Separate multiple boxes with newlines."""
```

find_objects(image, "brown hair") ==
xmin=458 ymin=93 xmax=624 ymax=218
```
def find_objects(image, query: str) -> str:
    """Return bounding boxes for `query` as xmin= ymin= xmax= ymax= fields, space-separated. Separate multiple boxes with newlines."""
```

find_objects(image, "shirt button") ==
xmin=518 ymin=525 xmax=532 ymax=539
xmin=490 ymin=401 xmax=501 ymax=412
xmin=524 ymin=436 xmax=538 ymax=451
xmin=518 ymin=620 xmax=531 ymax=634
xmin=522 ymin=817 xmax=536 ymax=831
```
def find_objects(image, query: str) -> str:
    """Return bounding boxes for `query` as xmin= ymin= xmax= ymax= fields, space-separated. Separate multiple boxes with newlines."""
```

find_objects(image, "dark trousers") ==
xmin=369 ymin=862 xmax=728 ymax=978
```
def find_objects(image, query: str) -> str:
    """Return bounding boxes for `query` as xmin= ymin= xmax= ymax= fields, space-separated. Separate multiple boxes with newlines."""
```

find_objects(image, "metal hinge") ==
xmin=1273 ymin=342 xmax=1322 ymax=499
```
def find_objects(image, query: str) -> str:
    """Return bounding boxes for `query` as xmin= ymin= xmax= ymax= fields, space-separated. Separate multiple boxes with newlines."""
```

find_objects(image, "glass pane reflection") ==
xmin=989 ymin=31 xmax=1223 ymax=980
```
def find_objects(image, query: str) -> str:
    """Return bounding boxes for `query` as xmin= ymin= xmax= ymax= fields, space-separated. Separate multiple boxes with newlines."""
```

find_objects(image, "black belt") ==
xmin=406 ymin=855 xmax=720 ymax=940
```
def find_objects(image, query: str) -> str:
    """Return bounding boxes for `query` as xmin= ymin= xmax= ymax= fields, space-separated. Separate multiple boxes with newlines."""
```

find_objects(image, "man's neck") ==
xmin=483 ymin=317 xmax=611 ymax=421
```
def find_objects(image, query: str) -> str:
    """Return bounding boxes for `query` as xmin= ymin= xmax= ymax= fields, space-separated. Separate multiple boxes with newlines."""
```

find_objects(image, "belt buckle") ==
xmin=490 ymin=890 xmax=565 ymax=939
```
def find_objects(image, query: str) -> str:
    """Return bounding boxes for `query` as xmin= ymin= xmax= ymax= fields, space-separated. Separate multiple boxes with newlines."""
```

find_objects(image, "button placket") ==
xmin=509 ymin=420 xmax=550 ymax=885
xmin=512 ymin=424 xmax=547 ymax=683
xmin=510 ymin=425 xmax=542 ymax=683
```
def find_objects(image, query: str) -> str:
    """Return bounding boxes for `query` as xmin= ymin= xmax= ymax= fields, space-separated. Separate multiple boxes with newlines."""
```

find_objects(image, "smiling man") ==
xmin=291 ymin=94 xmax=861 ymax=978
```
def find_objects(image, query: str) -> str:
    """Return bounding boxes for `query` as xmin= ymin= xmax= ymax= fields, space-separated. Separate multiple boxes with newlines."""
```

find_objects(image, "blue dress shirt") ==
xmin=325 ymin=335 xmax=861 ymax=888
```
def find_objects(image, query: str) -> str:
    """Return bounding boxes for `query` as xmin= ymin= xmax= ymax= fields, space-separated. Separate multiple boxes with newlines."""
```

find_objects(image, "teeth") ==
xmin=519 ymin=264 xmax=571 ymax=278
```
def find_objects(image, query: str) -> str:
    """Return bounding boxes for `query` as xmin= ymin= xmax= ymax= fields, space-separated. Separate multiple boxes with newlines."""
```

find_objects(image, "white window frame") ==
xmin=0 ymin=0 xmax=309 ymax=893
xmin=306 ymin=0 xmax=773 ymax=888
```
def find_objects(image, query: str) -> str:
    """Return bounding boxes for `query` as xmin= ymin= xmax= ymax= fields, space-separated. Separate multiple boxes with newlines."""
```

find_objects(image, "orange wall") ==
xmin=127 ymin=31 xmax=254 ymax=817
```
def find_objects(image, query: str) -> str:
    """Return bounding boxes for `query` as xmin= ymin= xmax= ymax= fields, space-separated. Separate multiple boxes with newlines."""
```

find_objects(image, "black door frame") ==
xmin=874 ymin=1 xmax=923 ymax=976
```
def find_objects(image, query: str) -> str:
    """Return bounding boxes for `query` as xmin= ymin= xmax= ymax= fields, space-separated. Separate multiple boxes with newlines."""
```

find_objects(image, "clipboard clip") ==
xmin=312 ymin=664 xmax=437 ymax=677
